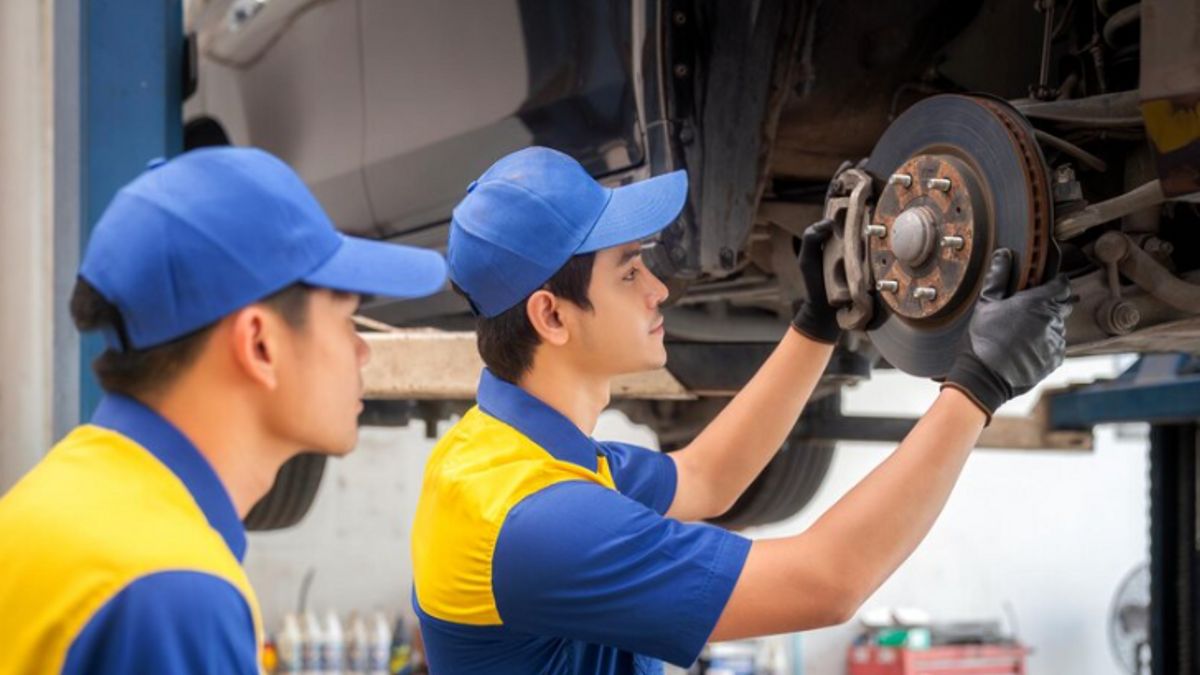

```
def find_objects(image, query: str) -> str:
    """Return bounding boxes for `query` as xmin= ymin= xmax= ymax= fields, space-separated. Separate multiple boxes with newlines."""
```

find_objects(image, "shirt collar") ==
xmin=90 ymin=394 xmax=247 ymax=561
xmin=476 ymin=369 xmax=599 ymax=472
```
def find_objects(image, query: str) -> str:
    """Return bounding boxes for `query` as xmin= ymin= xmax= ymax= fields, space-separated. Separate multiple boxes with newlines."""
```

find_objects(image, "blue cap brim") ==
xmin=303 ymin=235 xmax=448 ymax=299
xmin=576 ymin=169 xmax=688 ymax=254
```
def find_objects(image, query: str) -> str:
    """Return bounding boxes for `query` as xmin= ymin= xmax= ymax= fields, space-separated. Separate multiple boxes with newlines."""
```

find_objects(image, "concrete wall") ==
xmin=0 ymin=0 xmax=61 ymax=492
xmin=245 ymin=355 xmax=1146 ymax=675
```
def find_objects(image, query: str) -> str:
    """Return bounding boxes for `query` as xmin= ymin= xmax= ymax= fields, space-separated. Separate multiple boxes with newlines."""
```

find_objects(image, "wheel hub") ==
xmin=871 ymin=154 xmax=989 ymax=321
xmin=890 ymin=205 xmax=937 ymax=267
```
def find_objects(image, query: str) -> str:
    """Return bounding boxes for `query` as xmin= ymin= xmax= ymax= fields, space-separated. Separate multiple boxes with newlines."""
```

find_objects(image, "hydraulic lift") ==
xmin=1049 ymin=353 xmax=1200 ymax=675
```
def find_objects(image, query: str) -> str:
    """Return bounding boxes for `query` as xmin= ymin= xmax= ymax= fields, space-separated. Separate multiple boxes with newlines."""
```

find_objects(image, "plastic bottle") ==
xmin=322 ymin=610 xmax=345 ymax=674
xmin=345 ymin=612 xmax=370 ymax=675
xmin=367 ymin=612 xmax=392 ymax=675
xmin=389 ymin=614 xmax=414 ymax=675
xmin=276 ymin=613 xmax=304 ymax=673
xmin=262 ymin=638 xmax=279 ymax=675
xmin=301 ymin=610 xmax=324 ymax=675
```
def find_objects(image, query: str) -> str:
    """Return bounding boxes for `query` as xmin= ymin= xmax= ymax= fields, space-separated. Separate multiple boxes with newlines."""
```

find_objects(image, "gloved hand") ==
xmin=942 ymin=248 xmax=1073 ymax=424
xmin=791 ymin=218 xmax=841 ymax=344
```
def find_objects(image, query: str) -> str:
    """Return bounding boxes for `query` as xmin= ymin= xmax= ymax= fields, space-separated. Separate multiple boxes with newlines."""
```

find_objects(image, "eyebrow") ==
xmin=617 ymin=247 xmax=642 ymax=266
xmin=334 ymin=290 xmax=363 ymax=312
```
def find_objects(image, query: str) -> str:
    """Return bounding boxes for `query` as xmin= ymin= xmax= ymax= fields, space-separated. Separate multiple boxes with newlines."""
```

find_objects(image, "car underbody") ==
xmin=186 ymin=0 xmax=1200 ymax=529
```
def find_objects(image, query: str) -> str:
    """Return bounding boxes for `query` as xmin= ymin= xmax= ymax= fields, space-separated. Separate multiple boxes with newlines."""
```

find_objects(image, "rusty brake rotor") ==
xmin=862 ymin=95 xmax=1054 ymax=377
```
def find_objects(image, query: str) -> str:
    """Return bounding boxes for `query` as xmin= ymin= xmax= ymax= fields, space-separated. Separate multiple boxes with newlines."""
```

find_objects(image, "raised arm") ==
xmin=709 ymin=249 xmax=1073 ymax=639
xmin=667 ymin=219 xmax=841 ymax=521
xmin=666 ymin=329 xmax=833 ymax=521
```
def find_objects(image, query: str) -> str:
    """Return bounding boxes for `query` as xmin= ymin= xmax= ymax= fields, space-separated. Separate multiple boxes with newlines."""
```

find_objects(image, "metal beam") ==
xmin=795 ymin=395 xmax=1093 ymax=452
xmin=52 ymin=0 xmax=81 ymax=444
xmin=1049 ymin=354 xmax=1200 ymax=429
xmin=80 ymin=0 xmax=184 ymax=418
xmin=1149 ymin=423 xmax=1200 ymax=675
xmin=360 ymin=329 xmax=1094 ymax=451
xmin=361 ymin=332 xmax=696 ymax=400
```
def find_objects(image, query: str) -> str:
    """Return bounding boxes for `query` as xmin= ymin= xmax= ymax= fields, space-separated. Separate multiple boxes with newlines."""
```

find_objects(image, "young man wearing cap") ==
xmin=0 ymin=147 xmax=447 ymax=674
xmin=410 ymin=146 xmax=1072 ymax=673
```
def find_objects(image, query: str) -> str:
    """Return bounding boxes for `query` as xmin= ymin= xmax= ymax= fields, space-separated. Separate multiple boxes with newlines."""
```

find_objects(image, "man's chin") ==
xmin=632 ymin=350 xmax=669 ymax=374
xmin=312 ymin=433 xmax=359 ymax=457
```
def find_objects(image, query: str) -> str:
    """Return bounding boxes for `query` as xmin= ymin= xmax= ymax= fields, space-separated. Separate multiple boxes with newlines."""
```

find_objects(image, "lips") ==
xmin=650 ymin=318 xmax=665 ymax=334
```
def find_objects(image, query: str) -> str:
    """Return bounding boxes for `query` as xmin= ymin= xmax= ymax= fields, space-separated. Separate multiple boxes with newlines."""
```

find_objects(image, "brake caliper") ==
xmin=821 ymin=167 xmax=878 ymax=331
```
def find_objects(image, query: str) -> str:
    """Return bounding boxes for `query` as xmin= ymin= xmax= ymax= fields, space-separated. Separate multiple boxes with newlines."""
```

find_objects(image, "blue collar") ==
xmin=90 ymin=394 xmax=247 ymax=561
xmin=476 ymin=369 xmax=600 ymax=472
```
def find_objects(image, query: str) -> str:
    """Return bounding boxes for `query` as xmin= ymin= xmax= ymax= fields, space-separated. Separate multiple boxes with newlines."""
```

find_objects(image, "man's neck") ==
xmin=145 ymin=386 xmax=290 ymax=519
xmin=518 ymin=359 xmax=611 ymax=436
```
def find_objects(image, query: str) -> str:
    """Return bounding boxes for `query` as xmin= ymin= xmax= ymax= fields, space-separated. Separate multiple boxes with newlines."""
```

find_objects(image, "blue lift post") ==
xmin=1050 ymin=354 xmax=1200 ymax=674
xmin=79 ymin=1 xmax=185 ymax=418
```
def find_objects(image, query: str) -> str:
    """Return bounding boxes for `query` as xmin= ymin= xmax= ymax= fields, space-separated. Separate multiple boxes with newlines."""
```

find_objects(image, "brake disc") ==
xmin=863 ymin=95 xmax=1054 ymax=377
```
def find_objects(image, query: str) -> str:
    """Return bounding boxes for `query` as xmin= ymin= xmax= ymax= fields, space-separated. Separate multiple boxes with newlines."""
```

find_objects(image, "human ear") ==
xmin=526 ymin=290 xmax=570 ymax=347
xmin=228 ymin=306 xmax=281 ymax=390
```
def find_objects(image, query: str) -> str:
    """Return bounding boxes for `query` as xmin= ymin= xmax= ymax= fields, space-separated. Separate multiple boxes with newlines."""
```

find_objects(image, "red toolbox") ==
xmin=847 ymin=644 xmax=1028 ymax=675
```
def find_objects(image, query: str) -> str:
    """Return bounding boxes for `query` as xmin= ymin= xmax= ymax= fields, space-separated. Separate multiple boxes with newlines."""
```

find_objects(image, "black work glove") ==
xmin=942 ymin=248 xmax=1073 ymax=424
xmin=791 ymin=218 xmax=841 ymax=344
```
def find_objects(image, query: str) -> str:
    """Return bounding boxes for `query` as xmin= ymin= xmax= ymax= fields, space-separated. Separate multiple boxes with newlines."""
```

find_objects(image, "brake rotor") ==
xmin=863 ymin=95 xmax=1054 ymax=377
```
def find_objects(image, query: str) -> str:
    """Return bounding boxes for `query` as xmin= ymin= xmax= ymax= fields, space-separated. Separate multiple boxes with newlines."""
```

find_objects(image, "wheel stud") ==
xmin=888 ymin=173 xmax=913 ymax=188
xmin=913 ymin=286 xmax=937 ymax=301
xmin=876 ymin=280 xmax=899 ymax=293
xmin=865 ymin=224 xmax=887 ymax=238
xmin=940 ymin=235 xmax=965 ymax=250
xmin=925 ymin=177 xmax=952 ymax=192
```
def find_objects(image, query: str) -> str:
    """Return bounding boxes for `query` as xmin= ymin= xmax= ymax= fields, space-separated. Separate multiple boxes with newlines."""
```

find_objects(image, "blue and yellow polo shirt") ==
xmin=0 ymin=394 xmax=263 ymax=674
xmin=411 ymin=370 xmax=751 ymax=674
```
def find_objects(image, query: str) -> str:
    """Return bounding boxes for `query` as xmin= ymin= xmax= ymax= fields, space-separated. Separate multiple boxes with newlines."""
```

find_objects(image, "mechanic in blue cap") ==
xmin=0 ymin=147 xmax=447 ymax=674
xmin=410 ymin=146 xmax=1072 ymax=673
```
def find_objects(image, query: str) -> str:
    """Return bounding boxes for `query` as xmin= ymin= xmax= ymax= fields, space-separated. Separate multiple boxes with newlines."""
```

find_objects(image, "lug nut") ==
xmin=913 ymin=287 xmax=937 ymax=301
xmin=888 ymin=173 xmax=913 ymax=188
xmin=865 ymin=224 xmax=887 ymax=238
xmin=876 ymin=280 xmax=899 ymax=293
xmin=925 ymin=177 xmax=952 ymax=192
xmin=941 ymin=235 xmax=965 ymax=250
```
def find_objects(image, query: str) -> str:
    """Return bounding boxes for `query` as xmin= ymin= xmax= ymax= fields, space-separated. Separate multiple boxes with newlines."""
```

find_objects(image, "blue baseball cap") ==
xmin=447 ymin=146 xmax=688 ymax=317
xmin=79 ymin=147 xmax=448 ymax=351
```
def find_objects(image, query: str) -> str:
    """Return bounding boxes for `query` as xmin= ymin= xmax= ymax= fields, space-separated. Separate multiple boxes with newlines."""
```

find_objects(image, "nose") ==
xmin=645 ymin=268 xmax=669 ymax=308
xmin=356 ymin=331 xmax=371 ymax=368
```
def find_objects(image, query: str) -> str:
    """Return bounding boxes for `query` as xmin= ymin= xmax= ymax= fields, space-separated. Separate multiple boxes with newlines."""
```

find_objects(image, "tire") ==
xmin=629 ymin=393 xmax=839 ymax=530
xmin=243 ymin=452 xmax=327 ymax=531
xmin=707 ymin=394 xmax=838 ymax=530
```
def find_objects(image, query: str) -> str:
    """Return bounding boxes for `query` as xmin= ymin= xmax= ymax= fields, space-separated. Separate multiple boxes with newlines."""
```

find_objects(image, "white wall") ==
xmin=245 ymin=356 xmax=1147 ymax=675
xmin=752 ymin=355 xmax=1147 ymax=675
xmin=244 ymin=422 xmax=436 ymax=626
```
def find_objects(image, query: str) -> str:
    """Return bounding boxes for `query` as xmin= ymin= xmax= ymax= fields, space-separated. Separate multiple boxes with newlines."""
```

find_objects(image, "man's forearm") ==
xmin=673 ymin=328 xmax=833 ymax=516
xmin=711 ymin=389 xmax=986 ymax=640
xmin=797 ymin=388 xmax=985 ymax=602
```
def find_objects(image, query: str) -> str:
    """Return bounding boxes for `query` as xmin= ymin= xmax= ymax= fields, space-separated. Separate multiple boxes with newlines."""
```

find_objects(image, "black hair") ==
xmin=458 ymin=253 xmax=595 ymax=383
xmin=69 ymin=278 xmax=313 ymax=398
